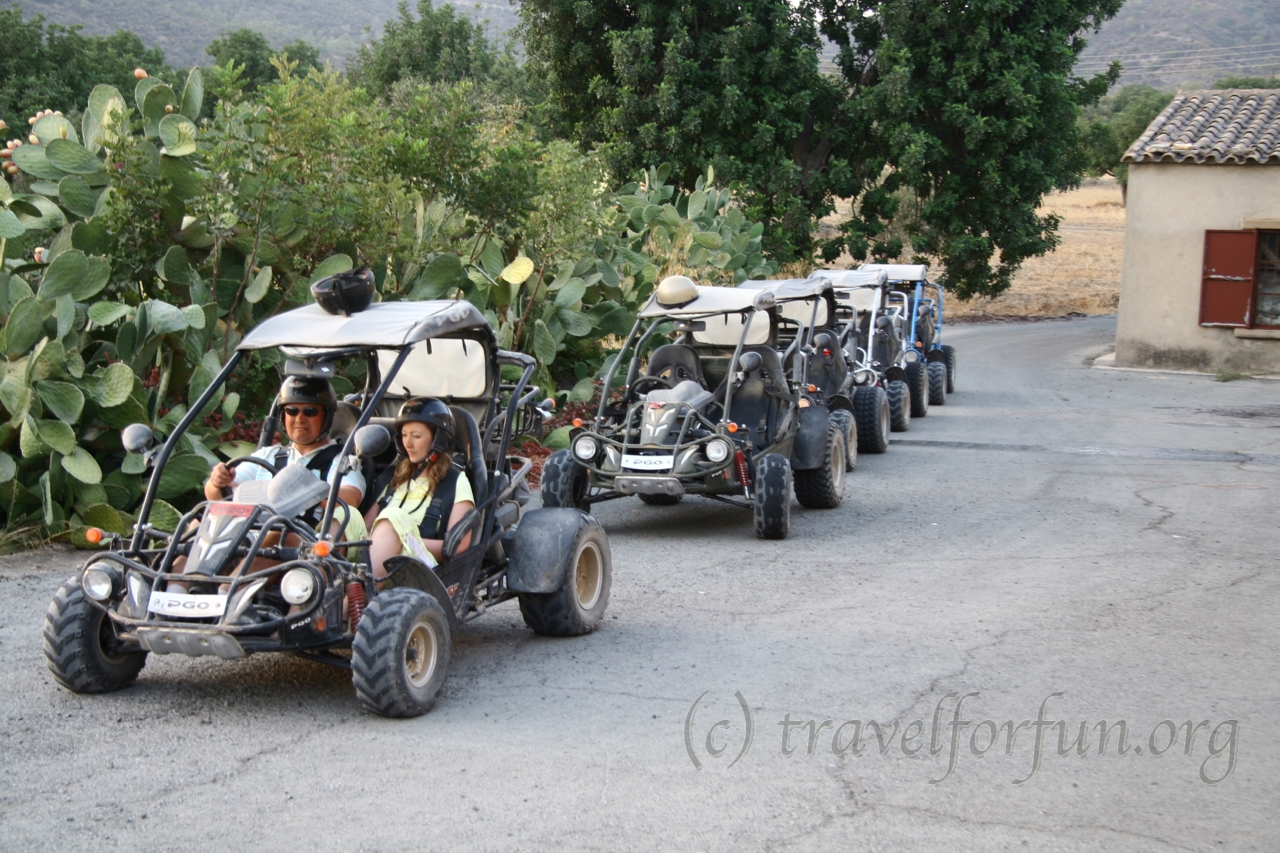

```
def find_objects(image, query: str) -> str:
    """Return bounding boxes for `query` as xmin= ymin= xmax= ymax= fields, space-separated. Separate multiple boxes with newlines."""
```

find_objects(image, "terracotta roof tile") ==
xmin=1123 ymin=90 xmax=1280 ymax=165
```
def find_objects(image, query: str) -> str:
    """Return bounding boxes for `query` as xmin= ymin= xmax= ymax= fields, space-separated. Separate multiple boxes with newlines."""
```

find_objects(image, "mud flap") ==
xmin=506 ymin=508 xmax=601 ymax=594
xmin=790 ymin=404 xmax=830 ymax=471
xmin=382 ymin=556 xmax=460 ymax=634
xmin=827 ymin=393 xmax=855 ymax=414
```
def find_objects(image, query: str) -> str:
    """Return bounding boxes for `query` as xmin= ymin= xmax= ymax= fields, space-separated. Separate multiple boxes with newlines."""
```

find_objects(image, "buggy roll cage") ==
xmin=129 ymin=307 xmax=540 ymax=561
xmin=596 ymin=286 xmax=782 ymax=425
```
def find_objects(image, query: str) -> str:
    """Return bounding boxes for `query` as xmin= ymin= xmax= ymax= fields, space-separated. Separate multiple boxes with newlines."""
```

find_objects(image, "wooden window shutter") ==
xmin=1199 ymin=230 xmax=1257 ymax=327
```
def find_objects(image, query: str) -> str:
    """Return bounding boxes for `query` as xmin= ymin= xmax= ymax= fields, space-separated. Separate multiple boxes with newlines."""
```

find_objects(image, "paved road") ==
xmin=1 ymin=316 xmax=1276 ymax=852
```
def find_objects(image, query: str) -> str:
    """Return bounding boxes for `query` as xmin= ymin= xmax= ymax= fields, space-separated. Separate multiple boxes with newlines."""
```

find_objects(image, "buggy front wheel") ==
xmin=44 ymin=578 xmax=147 ymax=694
xmin=519 ymin=520 xmax=612 ymax=636
xmin=752 ymin=454 xmax=791 ymax=540
xmin=830 ymin=409 xmax=857 ymax=471
xmin=793 ymin=419 xmax=846 ymax=509
xmin=928 ymin=361 xmax=947 ymax=406
xmin=887 ymin=380 xmax=911 ymax=432
xmin=853 ymin=386 xmax=890 ymax=454
xmin=905 ymin=361 xmax=929 ymax=418
xmin=540 ymin=449 xmax=590 ymax=510
xmin=941 ymin=345 xmax=957 ymax=393
xmin=352 ymin=588 xmax=451 ymax=718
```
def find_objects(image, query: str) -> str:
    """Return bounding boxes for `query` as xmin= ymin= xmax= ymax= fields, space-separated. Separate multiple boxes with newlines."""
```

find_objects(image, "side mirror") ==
xmin=121 ymin=424 xmax=154 ymax=454
xmin=738 ymin=351 xmax=762 ymax=373
xmin=353 ymin=424 xmax=391 ymax=458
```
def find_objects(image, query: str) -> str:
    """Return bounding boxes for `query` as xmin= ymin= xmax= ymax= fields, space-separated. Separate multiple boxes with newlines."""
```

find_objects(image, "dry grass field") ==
xmin=809 ymin=179 xmax=1126 ymax=320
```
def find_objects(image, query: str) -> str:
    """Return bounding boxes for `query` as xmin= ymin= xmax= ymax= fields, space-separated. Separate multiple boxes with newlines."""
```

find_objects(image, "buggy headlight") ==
xmin=83 ymin=563 xmax=120 ymax=601
xmin=706 ymin=439 xmax=731 ymax=463
xmin=280 ymin=568 xmax=316 ymax=605
xmin=573 ymin=435 xmax=598 ymax=461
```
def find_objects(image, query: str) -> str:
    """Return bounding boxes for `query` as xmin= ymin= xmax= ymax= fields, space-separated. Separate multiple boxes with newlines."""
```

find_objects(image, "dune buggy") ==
xmin=540 ymin=275 xmax=847 ymax=540
xmin=811 ymin=268 xmax=923 ymax=448
xmin=860 ymin=264 xmax=955 ymax=404
xmin=44 ymin=297 xmax=611 ymax=718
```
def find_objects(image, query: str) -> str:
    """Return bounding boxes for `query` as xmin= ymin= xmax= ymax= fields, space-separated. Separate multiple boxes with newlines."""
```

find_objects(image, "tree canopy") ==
xmin=0 ymin=7 xmax=168 ymax=123
xmin=522 ymin=0 xmax=1124 ymax=298
xmin=1078 ymin=84 xmax=1174 ymax=186
xmin=206 ymin=28 xmax=321 ymax=92
xmin=347 ymin=0 xmax=499 ymax=98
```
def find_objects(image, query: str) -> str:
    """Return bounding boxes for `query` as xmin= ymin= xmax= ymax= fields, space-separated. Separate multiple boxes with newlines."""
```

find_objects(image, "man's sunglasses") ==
xmin=282 ymin=405 xmax=322 ymax=418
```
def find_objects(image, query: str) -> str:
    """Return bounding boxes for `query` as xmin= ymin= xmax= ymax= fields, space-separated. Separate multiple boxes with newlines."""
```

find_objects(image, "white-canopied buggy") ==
xmin=44 ymin=296 xmax=611 ymax=717
xmin=540 ymin=275 xmax=848 ymax=540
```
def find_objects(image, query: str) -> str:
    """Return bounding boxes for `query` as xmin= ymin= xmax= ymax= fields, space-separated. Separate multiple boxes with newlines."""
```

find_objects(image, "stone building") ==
xmin=1114 ymin=90 xmax=1280 ymax=373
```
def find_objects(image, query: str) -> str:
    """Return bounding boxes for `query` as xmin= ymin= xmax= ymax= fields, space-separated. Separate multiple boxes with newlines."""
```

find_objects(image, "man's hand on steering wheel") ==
xmin=209 ymin=454 xmax=286 ymax=497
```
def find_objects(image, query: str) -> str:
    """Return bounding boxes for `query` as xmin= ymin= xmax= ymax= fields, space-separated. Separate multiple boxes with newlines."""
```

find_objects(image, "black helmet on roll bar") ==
xmin=278 ymin=375 xmax=338 ymax=438
xmin=311 ymin=267 xmax=376 ymax=316
xmin=393 ymin=397 xmax=454 ymax=459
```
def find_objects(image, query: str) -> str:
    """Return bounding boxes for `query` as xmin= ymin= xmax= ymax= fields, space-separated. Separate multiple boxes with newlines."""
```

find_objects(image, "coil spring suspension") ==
xmin=735 ymin=450 xmax=751 ymax=499
xmin=347 ymin=580 xmax=367 ymax=630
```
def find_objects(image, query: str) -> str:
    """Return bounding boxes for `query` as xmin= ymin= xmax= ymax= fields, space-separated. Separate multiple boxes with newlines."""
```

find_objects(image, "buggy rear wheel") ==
xmin=887 ymin=380 xmax=911 ymax=432
xmin=928 ymin=361 xmax=947 ymax=405
xmin=752 ymin=453 xmax=791 ymax=540
xmin=941 ymin=345 xmax=957 ymax=393
xmin=44 ymin=578 xmax=147 ymax=694
xmin=830 ymin=409 xmax=857 ymax=471
xmin=541 ymin=449 xmax=590 ymax=510
xmin=794 ymin=419 xmax=846 ymax=509
xmin=638 ymin=493 xmax=682 ymax=505
xmin=853 ymin=386 xmax=890 ymax=454
xmin=352 ymin=588 xmax=451 ymax=718
xmin=905 ymin=361 xmax=929 ymax=418
xmin=518 ymin=520 xmax=612 ymax=636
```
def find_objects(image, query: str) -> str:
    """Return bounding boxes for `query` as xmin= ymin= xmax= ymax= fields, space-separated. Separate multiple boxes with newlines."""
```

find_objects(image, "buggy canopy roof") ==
xmin=737 ymin=277 xmax=833 ymax=301
xmin=237 ymin=300 xmax=490 ymax=351
xmin=638 ymin=284 xmax=775 ymax=318
xmin=810 ymin=268 xmax=888 ymax=289
xmin=857 ymin=263 xmax=929 ymax=282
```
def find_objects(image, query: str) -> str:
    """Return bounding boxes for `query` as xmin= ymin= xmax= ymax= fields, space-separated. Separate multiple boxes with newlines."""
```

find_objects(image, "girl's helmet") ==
xmin=311 ymin=267 xmax=375 ymax=316
xmin=393 ymin=397 xmax=454 ymax=459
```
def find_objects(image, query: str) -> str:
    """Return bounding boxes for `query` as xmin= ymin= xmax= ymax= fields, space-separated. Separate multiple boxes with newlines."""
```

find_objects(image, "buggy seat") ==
xmin=645 ymin=379 xmax=715 ymax=412
xmin=727 ymin=346 xmax=792 ymax=450
xmin=645 ymin=344 xmax=706 ymax=388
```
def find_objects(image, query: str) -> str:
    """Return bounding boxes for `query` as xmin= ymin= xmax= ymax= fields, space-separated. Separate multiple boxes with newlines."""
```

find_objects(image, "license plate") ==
xmin=621 ymin=454 xmax=673 ymax=471
xmin=147 ymin=590 xmax=228 ymax=618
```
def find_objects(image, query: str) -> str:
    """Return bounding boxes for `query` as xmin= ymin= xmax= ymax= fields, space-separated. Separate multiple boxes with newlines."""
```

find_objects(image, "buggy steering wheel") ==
xmin=224 ymin=454 xmax=285 ymax=476
xmin=629 ymin=375 xmax=673 ymax=397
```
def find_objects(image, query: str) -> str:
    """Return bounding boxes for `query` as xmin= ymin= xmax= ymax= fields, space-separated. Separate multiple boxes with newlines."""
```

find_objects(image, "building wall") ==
xmin=1115 ymin=162 xmax=1280 ymax=373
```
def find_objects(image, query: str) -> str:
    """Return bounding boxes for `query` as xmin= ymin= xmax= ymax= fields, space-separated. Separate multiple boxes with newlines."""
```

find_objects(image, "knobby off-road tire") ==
xmin=638 ymin=493 xmax=682 ymax=505
xmin=752 ymin=454 xmax=791 ymax=540
xmin=794 ymin=420 xmax=847 ymax=510
xmin=519 ymin=521 xmax=612 ymax=636
xmin=905 ymin=361 xmax=929 ymax=418
xmin=887 ymin=380 xmax=911 ymax=432
xmin=830 ymin=409 xmax=857 ymax=471
xmin=928 ymin=361 xmax=948 ymax=406
xmin=853 ymin=386 xmax=890 ymax=454
xmin=941 ymin=344 xmax=957 ymax=393
xmin=352 ymin=588 xmax=451 ymax=718
xmin=44 ymin=578 xmax=148 ymax=693
xmin=540 ymin=449 xmax=589 ymax=510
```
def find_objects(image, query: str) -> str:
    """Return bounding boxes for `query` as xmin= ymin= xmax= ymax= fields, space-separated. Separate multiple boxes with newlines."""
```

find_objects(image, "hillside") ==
xmin=10 ymin=0 xmax=520 ymax=68
xmin=14 ymin=0 xmax=1280 ymax=90
xmin=1076 ymin=0 xmax=1280 ymax=89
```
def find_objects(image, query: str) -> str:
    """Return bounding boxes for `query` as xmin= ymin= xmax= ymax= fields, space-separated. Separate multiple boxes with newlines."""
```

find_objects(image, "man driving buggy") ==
xmin=203 ymin=375 xmax=367 ymax=540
